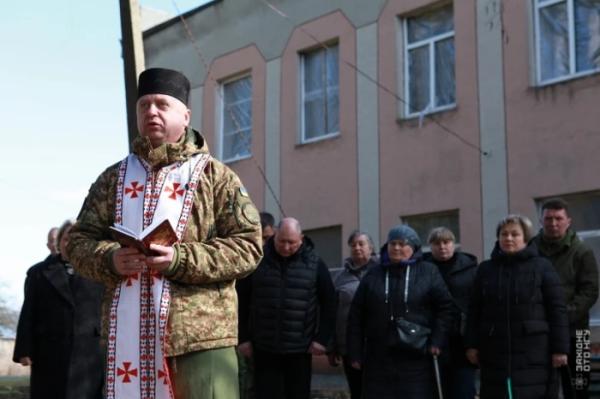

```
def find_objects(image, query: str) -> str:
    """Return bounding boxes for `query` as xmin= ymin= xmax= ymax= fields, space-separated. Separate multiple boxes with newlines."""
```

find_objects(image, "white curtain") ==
xmin=303 ymin=45 xmax=339 ymax=140
xmin=406 ymin=5 xmax=454 ymax=114
xmin=222 ymin=77 xmax=252 ymax=160
xmin=539 ymin=0 xmax=600 ymax=81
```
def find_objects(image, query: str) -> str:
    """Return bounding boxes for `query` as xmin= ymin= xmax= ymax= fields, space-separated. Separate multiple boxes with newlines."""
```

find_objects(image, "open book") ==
xmin=109 ymin=219 xmax=178 ymax=256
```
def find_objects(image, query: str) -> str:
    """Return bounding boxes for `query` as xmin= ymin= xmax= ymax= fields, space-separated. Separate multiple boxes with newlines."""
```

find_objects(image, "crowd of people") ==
xmin=12 ymin=67 xmax=599 ymax=399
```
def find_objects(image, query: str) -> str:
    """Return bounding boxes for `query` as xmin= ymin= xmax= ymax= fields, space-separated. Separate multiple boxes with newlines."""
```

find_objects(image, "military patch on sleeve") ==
xmin=234 ymin=187 xmax=260 ymax=226
xmin=241 ymin=202 xmax=260 ymax=225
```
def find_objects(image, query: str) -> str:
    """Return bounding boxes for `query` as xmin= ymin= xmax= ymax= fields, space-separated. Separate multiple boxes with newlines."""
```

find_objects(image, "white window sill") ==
xmin=536 ymin=68 xmax=600 ymax=87
xmin=402 ymin=103 xmax=457 ymax=120
xmin=298 ymin=131 xmax=340 ymax=146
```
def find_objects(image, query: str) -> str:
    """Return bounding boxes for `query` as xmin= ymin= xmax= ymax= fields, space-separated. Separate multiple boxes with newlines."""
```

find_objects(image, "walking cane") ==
xmin=432 ymin=354 xmax=444 ymax=399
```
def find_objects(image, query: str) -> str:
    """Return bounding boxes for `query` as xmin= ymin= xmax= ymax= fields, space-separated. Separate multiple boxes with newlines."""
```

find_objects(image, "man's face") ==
xmin=47 ymin=228 xmax=58 ymax=255
xmin=262 ymin=225 xmax=275 ymax=245
xmin=136 ymin=94 xmax=190 ymax=147
xmin=542 ymin=208 xmax=571 ymax=241
xmin=274 ymin=228 xmax=303 ymax=258
xmin=58 ymin=226 xmax=72 ymax=261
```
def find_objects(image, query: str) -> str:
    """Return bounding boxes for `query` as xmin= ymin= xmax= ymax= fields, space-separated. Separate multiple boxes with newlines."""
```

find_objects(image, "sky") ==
xmin=0 ymin=0 xmax=210 ymax=311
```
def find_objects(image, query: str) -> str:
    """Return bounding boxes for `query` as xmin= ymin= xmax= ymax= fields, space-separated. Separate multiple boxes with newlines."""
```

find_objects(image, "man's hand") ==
xmin=145 ymin=244 xmax=175 ymax=273
xmin=238 ymin=341 xmax=253 ymax=358
xmin=552 ymin=353 xmax=568 ymax=368
xmin=351 ymin=361 xmax=361 ymax=370
xmin=308 ymin=341 xmax=326 ymax=356
xmin=19 ymin=357 xmax=32 ymax=366
xmin=466 ymin=348 xmax=479 ymax=366
xmin=112 ymin=247 xmax=146 ymax=276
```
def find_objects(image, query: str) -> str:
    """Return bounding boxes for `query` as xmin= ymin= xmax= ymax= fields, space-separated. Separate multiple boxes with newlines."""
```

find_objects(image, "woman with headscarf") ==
xmin=465 ymin=215 xmax=569 ymax=398
xmin=13 ymin=219 xmax=104 ymax=399
xmin=328 ymin=230 xmax=378 ymax=399
xmin=346 ymin=224 xmax=455 ymax=399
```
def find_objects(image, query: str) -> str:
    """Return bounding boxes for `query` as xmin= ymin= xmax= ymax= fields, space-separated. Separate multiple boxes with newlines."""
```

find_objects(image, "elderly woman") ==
xmin=423 ymin=227 xmax=478 ymax=399
xmin=329 ymin=230 xmax=378 ymax=399
xmin=13 ymin=220 xmax=104 ymax=399
xmin=346 ymin=225 xmax=455 ymax=399
xmin=465 ymin=215 xmax=569 ymax=399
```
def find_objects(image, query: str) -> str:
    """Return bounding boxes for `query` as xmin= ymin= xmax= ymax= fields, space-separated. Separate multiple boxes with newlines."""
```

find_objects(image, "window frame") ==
xmin=299 ymin=44 xmax=340 ymax=144
xmin=402 ymin=7 xmax=456 ymax=119
xmin=533 ymin=0 xmax=600 ymax=86
xmin=217 ymin=74 xmax=253 ymax=164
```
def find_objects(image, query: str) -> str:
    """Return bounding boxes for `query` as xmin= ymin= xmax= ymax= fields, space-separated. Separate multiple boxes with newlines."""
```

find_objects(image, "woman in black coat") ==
xmin=346 ymin=224 xmax=455 ymax=399
xmin=423 ymin=227 xmax=478 ymax=399
xmin=465 ymin=215 xmax=569 ymax=399
xmin=13 ymin=220 xmax=104 ymax=399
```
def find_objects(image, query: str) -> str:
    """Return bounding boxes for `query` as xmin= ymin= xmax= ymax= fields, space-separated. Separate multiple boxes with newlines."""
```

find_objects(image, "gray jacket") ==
xmin=331 ymin=256 xmax=378 ymax=355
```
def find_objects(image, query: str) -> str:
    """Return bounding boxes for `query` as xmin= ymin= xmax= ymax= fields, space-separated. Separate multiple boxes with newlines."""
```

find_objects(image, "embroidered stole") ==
xmin=106 ymin=153 xmax=210 ymax=399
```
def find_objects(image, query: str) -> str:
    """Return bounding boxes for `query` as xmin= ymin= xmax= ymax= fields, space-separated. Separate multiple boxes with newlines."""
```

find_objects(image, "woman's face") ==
xmin=498 ymin=222 xmax=527 ymax=254
xmin=388 ymin=239 xmax=414 ymax=263
xmin=349 ymin=235 xmax=372 ymax=266
xmin=58 ymin=226 xmax=73 ymax=261
xmin=430 ymin=239 xmax=455 ymax=262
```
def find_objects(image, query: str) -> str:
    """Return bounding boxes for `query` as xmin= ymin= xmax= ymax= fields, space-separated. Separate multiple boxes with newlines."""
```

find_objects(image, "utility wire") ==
xmin=259 ymin=0 xmax=488 ymax=156
xmin=171 ymin=0 xmax=287 ymax=217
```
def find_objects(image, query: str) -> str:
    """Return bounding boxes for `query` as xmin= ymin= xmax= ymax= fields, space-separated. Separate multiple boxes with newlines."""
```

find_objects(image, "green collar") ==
xmin=132 ymin=128 xmax=203 ymax=169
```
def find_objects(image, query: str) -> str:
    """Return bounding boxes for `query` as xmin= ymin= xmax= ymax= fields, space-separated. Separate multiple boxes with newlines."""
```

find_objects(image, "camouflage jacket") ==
xmin=66 ymin=128 xmax=263 ymax=357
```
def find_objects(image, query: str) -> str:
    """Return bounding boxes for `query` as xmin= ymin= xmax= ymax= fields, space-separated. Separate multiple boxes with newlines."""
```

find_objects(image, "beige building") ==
xmin=142 ymin=0 xmax=600 ymax=323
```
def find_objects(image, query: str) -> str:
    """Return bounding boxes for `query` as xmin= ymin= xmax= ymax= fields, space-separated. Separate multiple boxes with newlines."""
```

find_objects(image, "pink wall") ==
xmin=378 ymin=0 xmax=484 ymax=256
xmin=280 ymin=11 xmax=359 ymax=249
xmin=202 ymin=45 xmax=267 ymax=209
xmin=502 ymin=1 xmax=600 ymax=221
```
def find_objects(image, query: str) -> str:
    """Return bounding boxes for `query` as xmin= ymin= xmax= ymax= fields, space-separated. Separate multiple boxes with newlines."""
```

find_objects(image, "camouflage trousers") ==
xmin=169 ymin=347 xmax=239 ymax=399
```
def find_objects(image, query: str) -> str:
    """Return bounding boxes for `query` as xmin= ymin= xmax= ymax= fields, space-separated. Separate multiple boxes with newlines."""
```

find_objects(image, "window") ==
xmin=534 ymin=0 xmax=600 ymax=84
xmin=219 ymin=76 xmax=252 ymax=162
xmin=401 ymin=210 xmax=460 ymax=249
xmin=304 ymin=225 xmax=342 ymax=270
xmin=300 ymin=45 xmax=339 ymax=142
xmin=536 ymin=191 xmax=600 ymax=325
xmin=403 ymin=4 xmax=455 ymax=117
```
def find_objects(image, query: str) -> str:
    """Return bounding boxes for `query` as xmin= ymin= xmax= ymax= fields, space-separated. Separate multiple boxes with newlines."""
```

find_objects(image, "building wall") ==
xmin=279 ymin=11 xmax=358 ymax=247
xmin=377 ymin=0 xmax=483 ymax=255
xmin=502 ymin=0 xmax=600 ymax=219
xmin=142 ymin=0 xmax=600 ymax=261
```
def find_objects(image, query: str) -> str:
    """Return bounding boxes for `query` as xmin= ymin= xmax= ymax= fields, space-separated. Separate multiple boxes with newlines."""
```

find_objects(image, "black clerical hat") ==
xmin=137 ymin=68 xmax=190 ymax=105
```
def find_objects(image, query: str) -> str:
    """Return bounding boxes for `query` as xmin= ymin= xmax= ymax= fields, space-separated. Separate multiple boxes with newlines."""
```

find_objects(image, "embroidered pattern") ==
xmin=106 ymin=284 xmax=122 ymax=399
xmin=175 ymin=154 xmax=210 ymax=239
xmin=117 ymin=362 xmax=138 ymax=383
xmin=115 ymin=159 xmax=128 ymax=225
xmin=125 ymin=181 xmax=144 ymax=199
xmin=165 ymin=183 xmax=185 ymax=200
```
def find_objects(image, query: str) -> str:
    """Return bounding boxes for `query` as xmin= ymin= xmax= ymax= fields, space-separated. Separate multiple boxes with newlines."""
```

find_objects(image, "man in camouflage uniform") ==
xmin=67 ymin=68 xmax=262 ymax=399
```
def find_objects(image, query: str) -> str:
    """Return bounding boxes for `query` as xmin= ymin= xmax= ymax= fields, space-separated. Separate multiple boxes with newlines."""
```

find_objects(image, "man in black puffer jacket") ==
xmin=423 ymin=227 xmax=478 ymax=399
xmin=237 ymin=217 xmax=336 ymax=399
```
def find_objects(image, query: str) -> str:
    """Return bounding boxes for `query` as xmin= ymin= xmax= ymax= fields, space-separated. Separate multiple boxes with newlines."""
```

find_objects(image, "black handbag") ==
xmin=386 ymin=265 xmax=431 ymax=354
xmin=394 ymin=317 xmax=431 ymax=354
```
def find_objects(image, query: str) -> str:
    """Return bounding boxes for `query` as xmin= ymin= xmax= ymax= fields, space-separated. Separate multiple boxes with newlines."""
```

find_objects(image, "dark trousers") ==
xmin=440 ymin=365 xmax=476 ymax=399
xmin=253 ymin=349 xmax=312 ymax=399
xmin=342 ymin=356 xmax=363 ymax=399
